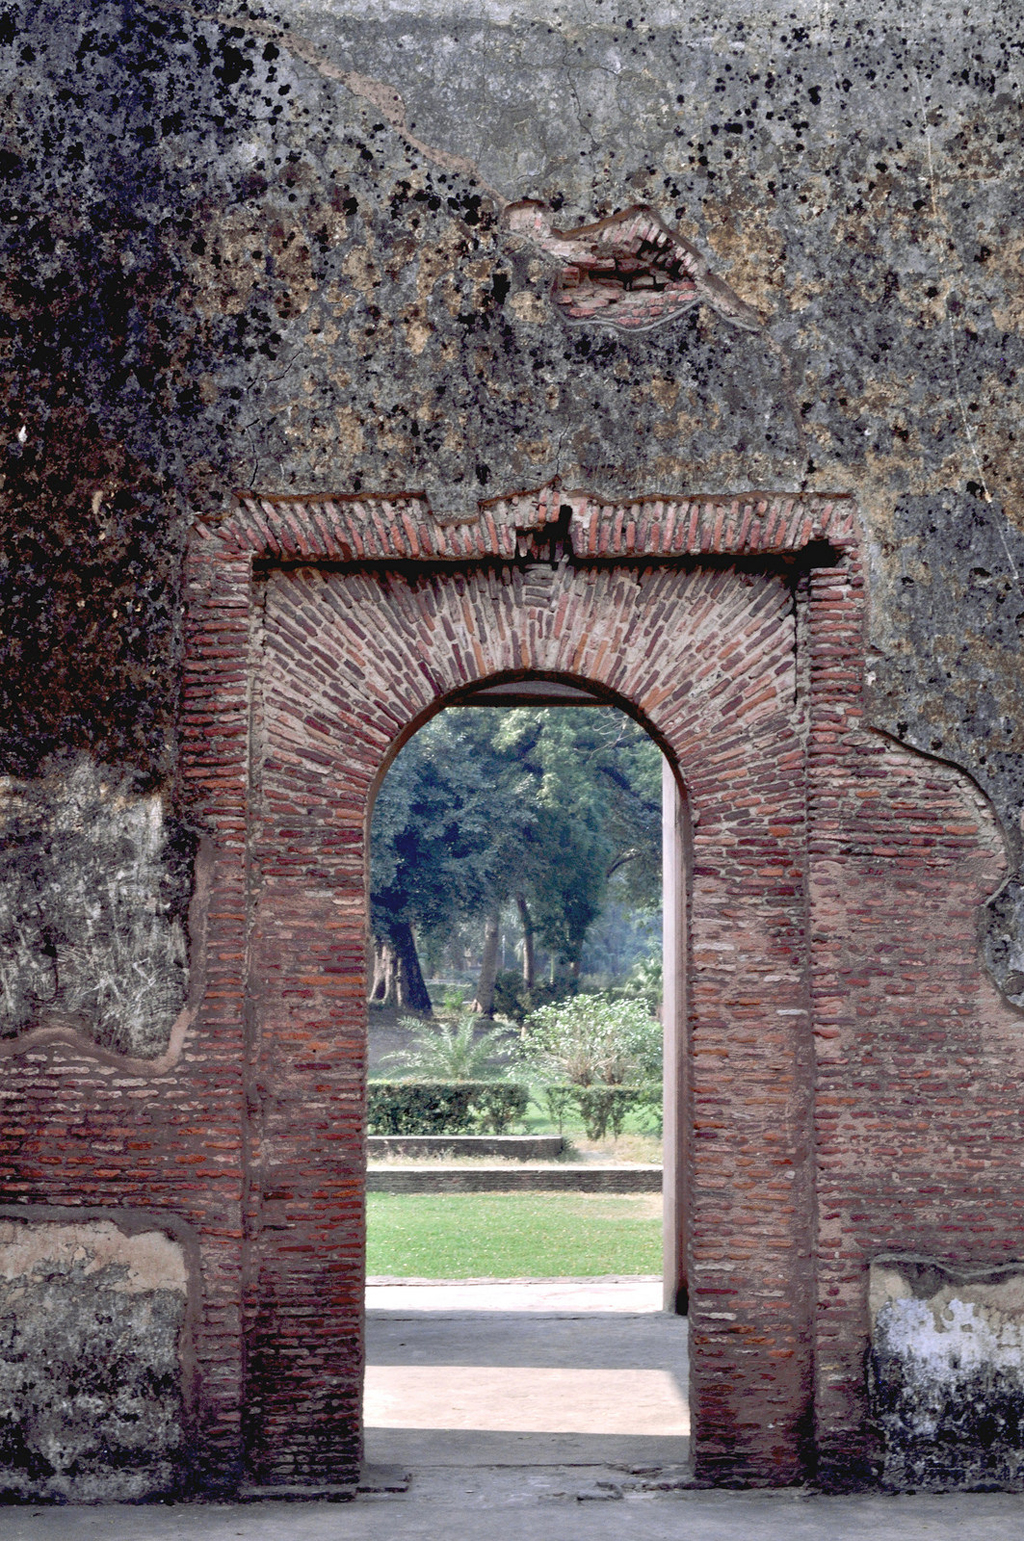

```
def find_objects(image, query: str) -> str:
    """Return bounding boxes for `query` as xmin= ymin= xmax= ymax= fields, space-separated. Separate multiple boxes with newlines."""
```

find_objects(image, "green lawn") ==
xmin=366 ymin=1192 xmax=662 ymax=1278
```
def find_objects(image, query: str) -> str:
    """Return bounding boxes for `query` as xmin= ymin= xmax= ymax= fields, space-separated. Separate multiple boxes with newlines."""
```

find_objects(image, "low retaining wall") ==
xmin=367 ymin=1166 xmax=662 ymax=1194
xmin=367 ymin=1135 xmax=565 ymax=1160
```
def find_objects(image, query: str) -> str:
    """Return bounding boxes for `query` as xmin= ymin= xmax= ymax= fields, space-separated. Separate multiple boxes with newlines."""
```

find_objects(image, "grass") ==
xmin=366 ymin=1191 xmax=662 ymax=1278
xmin=572 ymin=1132 xmax=662 ymax=1164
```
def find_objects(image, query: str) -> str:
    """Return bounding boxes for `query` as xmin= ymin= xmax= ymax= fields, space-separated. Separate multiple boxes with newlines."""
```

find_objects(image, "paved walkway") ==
xmin=8 ymin=1280 xmax=1024 ymax=1539
xmin=8 ymin=1479 xmax=1024 ymax=1540
xmin=364 ymin=1276 xmax=664 ymax=1311
xmin=365 ymin=1275 xmax=688 ymax=1468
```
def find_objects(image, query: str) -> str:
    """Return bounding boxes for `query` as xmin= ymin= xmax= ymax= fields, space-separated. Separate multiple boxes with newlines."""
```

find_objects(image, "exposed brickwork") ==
xmin=805 ymin=553 xmax=1024 ymax=1487
xmin=1 ymin=486 xmax=1019 ymax=1493
xmin=500 ymin=203 xmax=762 ymax=334
xmin=224 ymin=488 xmax=853 ymax=565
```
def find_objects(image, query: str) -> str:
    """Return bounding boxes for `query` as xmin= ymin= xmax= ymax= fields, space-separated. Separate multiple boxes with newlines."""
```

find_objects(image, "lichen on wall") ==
xmin=870 ymin=1257 xmax=1024 ymax=1491
xmin=2 ymin=0 xmax=1023 ymax=1032
xmin=0 ymin=759 xmax=193 ymax=1058
xmin=0 ymin=1216 xmax=190 ymax=1502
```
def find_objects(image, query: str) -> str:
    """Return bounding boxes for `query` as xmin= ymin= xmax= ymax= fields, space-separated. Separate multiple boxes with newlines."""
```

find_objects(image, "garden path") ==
xmin=364 ymin=1276 xmax=688 ymax=1468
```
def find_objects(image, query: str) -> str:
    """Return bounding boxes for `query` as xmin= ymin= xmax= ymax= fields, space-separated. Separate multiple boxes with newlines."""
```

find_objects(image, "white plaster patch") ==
xmin=876 ymin=1295 xmax=1024 ymax=1384
xmin=0 ymin=1220 xmax=187 ymax=1294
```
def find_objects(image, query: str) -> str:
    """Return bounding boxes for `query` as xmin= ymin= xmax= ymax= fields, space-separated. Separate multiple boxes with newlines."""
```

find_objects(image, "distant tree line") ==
xmin=369 ymin=707 xmax=662 ymax=1015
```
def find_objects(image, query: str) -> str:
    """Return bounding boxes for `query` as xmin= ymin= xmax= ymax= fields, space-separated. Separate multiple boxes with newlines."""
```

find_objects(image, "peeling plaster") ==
xmin=871 ymin=1258 xmax=1024 ymax=1491
xmin=0 ymin=1220 xmax=188 ymax=1295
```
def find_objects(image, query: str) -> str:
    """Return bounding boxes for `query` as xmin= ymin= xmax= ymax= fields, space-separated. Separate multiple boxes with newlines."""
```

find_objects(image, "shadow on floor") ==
xmin=364 ymin=1295 xmax=690 ymax=1470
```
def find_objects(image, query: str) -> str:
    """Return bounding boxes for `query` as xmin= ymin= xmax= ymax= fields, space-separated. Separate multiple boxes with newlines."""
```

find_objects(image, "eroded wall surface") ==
xmin=0 ymin=1216 xmax=190 ymax=1501
xmin=871 ymin=1258 xmax=1024 ymax=1491
xmin=0 ymin=762 xmax=193 ymax=1057
xmin=1 ymin=0 xmax=1024 ymax=1497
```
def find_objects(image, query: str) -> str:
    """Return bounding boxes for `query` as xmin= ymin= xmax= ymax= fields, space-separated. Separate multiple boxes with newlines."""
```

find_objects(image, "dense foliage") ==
xmin=514 ymin=991 xmax=663 ymax=1138
xmin=516 ymin=993 xmax=663 ymax=1087
xmin=369 ymin=706 xmax=662 ymax=1011
xmin=366 ymin=1081 xmax=529 ymax=1135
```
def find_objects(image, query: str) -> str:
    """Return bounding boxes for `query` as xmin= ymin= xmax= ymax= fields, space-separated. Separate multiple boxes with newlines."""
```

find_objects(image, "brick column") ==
xmin=178 ymin=530 xmax=253 ymax=1491
xmin=681 ymin=617 xmax=816 ymax=1486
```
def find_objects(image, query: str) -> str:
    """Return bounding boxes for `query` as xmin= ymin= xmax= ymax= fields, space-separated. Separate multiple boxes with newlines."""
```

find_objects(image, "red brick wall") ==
xmin=806 ymin=556 xmax=1022 ymax=1487
xmin=2 ymin=487 xmax=1019 ymax=1491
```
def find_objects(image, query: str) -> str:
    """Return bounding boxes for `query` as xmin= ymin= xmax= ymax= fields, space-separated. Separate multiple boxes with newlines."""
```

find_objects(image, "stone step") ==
xmin=367 ymin=1134 xmax=564 ymax=1160
xmin=367 ymin=1165 xmax=662 ymax=1193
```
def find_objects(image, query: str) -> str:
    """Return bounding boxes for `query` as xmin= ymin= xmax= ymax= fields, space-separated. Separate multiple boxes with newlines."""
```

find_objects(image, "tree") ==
xmin=369 ymin=705 xmax=664 ymax=1013
xmin=369 ymin=713 xmax=497 ymax=1011
xmin=494 ymin=707 xmax=662 ymax=912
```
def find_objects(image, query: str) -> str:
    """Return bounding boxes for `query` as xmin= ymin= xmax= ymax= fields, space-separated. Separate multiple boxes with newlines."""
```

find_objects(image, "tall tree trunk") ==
xmin=392 ymin=919 xmax=432 ymax=1015
xmin=472 ymin=902 xmax=501 ymax=1017
xmin=516 ymin=893 xmax=535 ymax=989
xmin=368 ymin=935 xmax=397 ymax=1003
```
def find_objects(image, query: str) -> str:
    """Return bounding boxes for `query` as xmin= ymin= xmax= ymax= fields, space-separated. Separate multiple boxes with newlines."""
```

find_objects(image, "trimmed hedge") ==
xmin=543 ymin=1083 xmax=662 ymax=1140
xmin=367 ymin=1080 xmax=530 ymax=1136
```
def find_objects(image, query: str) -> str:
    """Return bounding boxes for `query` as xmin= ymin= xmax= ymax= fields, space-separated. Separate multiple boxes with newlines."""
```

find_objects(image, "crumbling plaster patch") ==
xmin=0 ymin=759 xmax=196 ymax=1059
xmin=0 ymin=1220 xmax=188 ymax=1294
xmin=0 ymin=1214 xmax=192 ymax=1502
xmin=870 ymin=1258 xmax=1024 ymax=1491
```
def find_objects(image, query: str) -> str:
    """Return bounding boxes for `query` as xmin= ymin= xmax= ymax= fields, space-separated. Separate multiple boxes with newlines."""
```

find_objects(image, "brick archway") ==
xmin=174 ymin=485 xmax=1013 ymax=1490
xmin=183 ymin=486 xmax=846 ymax=1486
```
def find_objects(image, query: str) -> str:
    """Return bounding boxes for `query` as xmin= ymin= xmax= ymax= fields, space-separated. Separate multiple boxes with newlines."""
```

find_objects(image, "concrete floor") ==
xmin=365 ymin=1275 xmax=688 ymax=1468
xmin=8 ymin=1477 xmax=1024 ymax=1540
xmin=7 ymin=1280 xmax=1024 ymax=1539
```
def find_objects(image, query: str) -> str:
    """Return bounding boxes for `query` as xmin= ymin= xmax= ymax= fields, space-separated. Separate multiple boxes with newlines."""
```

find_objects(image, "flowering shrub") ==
xmin=516 ymin=993 xmax=662 ymax=1087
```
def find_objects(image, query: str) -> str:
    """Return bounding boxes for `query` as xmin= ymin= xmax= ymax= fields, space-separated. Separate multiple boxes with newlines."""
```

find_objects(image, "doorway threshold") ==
xmin=364 ymin=1277 xmax=689 ymax=1472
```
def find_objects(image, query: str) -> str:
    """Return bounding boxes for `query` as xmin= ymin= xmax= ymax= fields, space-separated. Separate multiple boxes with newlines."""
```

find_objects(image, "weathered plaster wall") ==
xmin=2 ymin=0 xmax=1023 ymax=1017
xmin=0 ymin=1214 xmax=191 ymax=1501
xmin=0 ymin=760 xmax=193 ymax=1056
xmin=871 ymin=1258 xmax=1024 ymax=1491
xmin=1 ymin=0 xmax=1024 ymax=1497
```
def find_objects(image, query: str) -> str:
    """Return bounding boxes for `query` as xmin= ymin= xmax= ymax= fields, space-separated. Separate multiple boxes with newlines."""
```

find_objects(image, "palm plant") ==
xmin=379 ymin=1016 xmax=514 ymax=1081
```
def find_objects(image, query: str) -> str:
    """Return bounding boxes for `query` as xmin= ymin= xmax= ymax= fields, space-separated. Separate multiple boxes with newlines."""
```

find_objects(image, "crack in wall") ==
xmin=153 ymin=0 xmax=508 ymax=204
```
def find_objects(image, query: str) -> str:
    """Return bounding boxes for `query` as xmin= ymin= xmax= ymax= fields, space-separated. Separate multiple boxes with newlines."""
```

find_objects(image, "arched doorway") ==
xmin=361 ymin=686 xmax=683 ymax=1474
xmin=182 ymin=486 xmax=857 ymax=1488
xmin=363 ymin=672 xmax=689 ymax=1315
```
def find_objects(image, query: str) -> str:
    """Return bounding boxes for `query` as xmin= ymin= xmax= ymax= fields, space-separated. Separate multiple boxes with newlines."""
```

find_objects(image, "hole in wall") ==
xmin=502 ymin=201 xmax=761 ymax=334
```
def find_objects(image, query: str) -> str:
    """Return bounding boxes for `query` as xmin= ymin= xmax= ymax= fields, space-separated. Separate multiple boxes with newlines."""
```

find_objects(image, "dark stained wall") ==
xmin=2 ymin=1 xmax=1022 ymax=800
xmin=1 ymin=0 xmax=1024 ymax=1496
